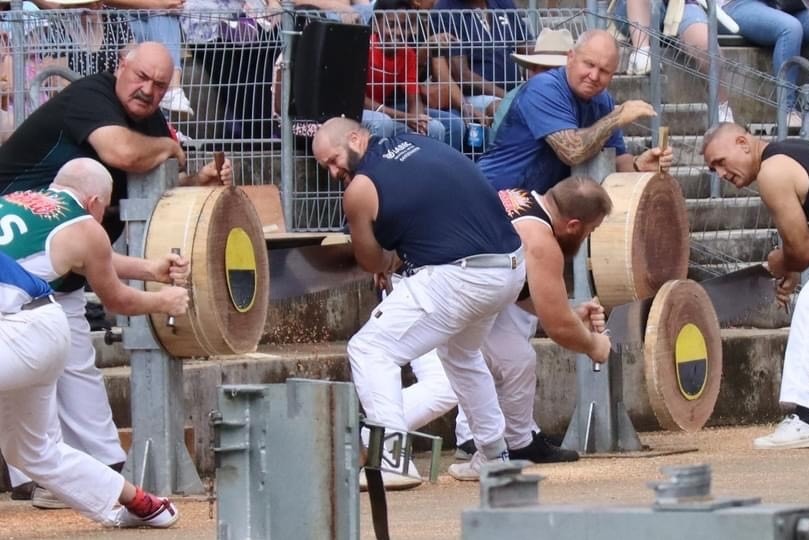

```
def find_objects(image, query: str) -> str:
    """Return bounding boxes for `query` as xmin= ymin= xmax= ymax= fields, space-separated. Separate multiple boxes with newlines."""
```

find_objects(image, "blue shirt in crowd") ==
xmin=432 ymin=0 xmax=527 ymax=93
xmin=478 ymin=67 xmax=627 ymax=193
xmin=356 ymin=133 xmax=522 ymax=271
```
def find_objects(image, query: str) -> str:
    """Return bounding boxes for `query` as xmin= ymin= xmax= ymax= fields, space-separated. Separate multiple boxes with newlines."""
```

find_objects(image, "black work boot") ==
xmin=509 ymin=432 xmax=579 ymax=463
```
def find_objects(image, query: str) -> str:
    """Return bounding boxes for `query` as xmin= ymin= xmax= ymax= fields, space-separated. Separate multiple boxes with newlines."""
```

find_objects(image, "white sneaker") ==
xmin=113 ymin=498 xmax=180 ymax=528
xmin=448 ymin=451 xmax=505 ymax=481
xmin=31 ymin=486 xmax=68 ymax=510
xmin=718 ymin=101 xmax=735 ymax=124
xmin=160 ymin=88 xmax=194 ymax=116
xmin=627 ymin=46 xmax=651 ymax=75
xmin=788 ymin=111 xmax=803 ymax=129
xmin=753 ymin=414 xmax=809 ymax=449
xmin=359 ymin=447 xmax=422 ymax=491
xmin=359 ymin=461 xmax=423 ymax=492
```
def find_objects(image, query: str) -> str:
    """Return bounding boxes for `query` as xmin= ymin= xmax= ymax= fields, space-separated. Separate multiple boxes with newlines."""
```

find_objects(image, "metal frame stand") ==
xmin=212 ymin=380 xmax=361 ymax=540
xmin=119 ymin=161 xmax=204 ymax=495
xmin=562 ymin=150 xmax=643 ymax=453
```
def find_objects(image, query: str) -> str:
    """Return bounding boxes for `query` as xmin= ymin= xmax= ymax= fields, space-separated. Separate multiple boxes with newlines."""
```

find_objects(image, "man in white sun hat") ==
xmin=490 ymin=28 xmax=575 ymax=138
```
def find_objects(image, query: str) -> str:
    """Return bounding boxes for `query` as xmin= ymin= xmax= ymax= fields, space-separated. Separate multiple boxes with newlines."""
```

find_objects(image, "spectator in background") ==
xmin=106 ymin=0 xmax=193 ymax=115
xmin=432 ymin=0 xmax=531 ymax=117
xmin=478 ymin=29 xmax=671 ymax=194
xmin=490 ymin=27 xmax=572 ymax=139
xmin=362 ymin=0 xmax=446 ymax=142
xmin=46 ymin=0 xmax=134 ymax=76
xmin=614 ymin=0 xmax=735 ymax=122
xmin=719 ymin=0 xmax=809 ymax=127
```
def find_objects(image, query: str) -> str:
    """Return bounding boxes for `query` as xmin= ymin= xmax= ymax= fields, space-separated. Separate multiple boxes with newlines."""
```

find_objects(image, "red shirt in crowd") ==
xmin=365 ymin=33 xmax=419 ymax=105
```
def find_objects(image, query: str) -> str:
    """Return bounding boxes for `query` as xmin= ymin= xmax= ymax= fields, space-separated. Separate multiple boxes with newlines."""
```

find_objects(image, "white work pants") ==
xmin=0 ymin=303 xmax=124 ymax=525
xmin=455 ymin=303 xmax=540 ymax=449
xmin=348 ymin=259 xmax=525 ymax=458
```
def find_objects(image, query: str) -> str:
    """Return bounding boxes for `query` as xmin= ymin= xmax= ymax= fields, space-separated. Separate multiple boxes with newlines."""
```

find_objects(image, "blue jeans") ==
xmin=129 ymin=14 xmax=183 ymax=69
xmin=427 ymin=107 xmax=465 ymax=151
xmin=723 ymin=0 xmax=809 ymax=105
xmin=361 ymin=109 xmax=446 ymax=142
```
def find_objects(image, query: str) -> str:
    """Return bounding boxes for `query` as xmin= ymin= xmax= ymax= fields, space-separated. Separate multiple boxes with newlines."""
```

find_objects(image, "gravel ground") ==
xmin=2 ymin=425 xmax=808 ymax=540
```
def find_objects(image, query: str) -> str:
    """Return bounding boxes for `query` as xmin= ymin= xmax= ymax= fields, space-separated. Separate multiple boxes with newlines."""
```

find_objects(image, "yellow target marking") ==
xmin=675 ymin=323 xmax=709 ymax=400
xmin=225 ymin=227 xmax=257 ymax=313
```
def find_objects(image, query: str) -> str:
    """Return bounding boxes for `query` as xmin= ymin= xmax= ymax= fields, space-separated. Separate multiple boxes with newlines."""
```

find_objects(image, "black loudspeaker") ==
xmin=290 ymin=20 xmax=371 ymax=123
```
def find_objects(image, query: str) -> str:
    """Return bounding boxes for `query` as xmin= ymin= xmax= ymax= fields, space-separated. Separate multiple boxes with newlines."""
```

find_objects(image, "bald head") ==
xmin=125 ymin=42 xmax=174 ymax=73
xmin=547 ymin=176 xmax=612 ymax=223
xmin=574 ymin=29 xmax=619 ymax=57
xmin=115 ymin=41 xmax=174 ymax=120
xmin=701 ymin=122 xmax=762 ymax=188
xmin=52 ymin=158 xmax=113 ymax=204
xmin=701 ymin=122 xmax=748 ymax=154
xmin=314 ymin=117 xmax=363 ymax=150
xmin=313 ymin=117 xmax=369 ymax=184
xmin=566 ymin=29 xmax=619 ymax=100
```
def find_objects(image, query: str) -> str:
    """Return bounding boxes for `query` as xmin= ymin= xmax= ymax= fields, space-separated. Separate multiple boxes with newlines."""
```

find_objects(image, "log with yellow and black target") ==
xmin=145 ymin=186 xmax=270 ymax=358
xmin=644 ymin=279 xmax=722 ymax=432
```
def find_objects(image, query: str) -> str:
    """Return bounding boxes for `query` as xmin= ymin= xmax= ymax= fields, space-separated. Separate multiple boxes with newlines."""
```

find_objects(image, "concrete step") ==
xmin=690 ymin=228 xmax=777 ymax=264
xmin=623 ymin=103 xmax=710 ymax=137
xmin=609 ymin=74 xmax=669 ymax=105
xmin=670 ymin=166 xmax=757 ymax=199
xmin=686 ymin=196 xmax=772 ymax=232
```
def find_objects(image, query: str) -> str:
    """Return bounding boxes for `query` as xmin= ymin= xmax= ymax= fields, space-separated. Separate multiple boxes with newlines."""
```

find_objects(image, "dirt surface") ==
xmin=2 ymin=425 xmax=808 ymax=540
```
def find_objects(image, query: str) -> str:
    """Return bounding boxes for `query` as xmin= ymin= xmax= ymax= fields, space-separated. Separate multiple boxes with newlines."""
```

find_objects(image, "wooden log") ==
xmin=145 ymin=186 xmax=270 ymax=357
xmin=590 ymin=171 xmax=689 ymax=309
xmin=644 ymin=279 xmax=723 ymax=432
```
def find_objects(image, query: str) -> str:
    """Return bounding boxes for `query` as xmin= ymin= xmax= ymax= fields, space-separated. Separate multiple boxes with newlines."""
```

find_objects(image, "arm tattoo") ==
xmin=545 ymin=108 xmax=622 ymax=166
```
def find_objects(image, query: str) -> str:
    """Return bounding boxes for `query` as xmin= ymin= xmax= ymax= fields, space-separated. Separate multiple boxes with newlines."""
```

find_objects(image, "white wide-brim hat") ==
xmin=512 ymin=28 xmax=574 ymax=69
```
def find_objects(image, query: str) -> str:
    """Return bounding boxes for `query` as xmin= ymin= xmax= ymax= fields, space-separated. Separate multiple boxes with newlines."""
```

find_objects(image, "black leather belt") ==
xmin=21 ymin=294 xmax=56 ymax=311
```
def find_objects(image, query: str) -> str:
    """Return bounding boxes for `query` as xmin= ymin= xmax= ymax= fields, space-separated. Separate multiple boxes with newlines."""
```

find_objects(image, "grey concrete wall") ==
xmin=1 ymin=329 xmax=789 ymax=491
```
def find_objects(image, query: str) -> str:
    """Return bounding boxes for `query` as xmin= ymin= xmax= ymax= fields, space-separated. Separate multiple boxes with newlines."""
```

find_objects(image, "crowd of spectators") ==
xmin=0 ymin=0 xmax=804 ymax=151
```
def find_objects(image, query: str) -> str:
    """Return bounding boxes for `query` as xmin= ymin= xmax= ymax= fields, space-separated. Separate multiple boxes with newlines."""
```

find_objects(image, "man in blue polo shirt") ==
xmin=478 ymin=29 xmax=673 ymax=193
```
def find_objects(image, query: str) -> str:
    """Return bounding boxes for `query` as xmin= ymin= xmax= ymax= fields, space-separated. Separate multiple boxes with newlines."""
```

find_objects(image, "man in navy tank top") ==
xmin=313 ymin=117 xmax=526 ymax=476
xmin=0 ymin=252 xmax=180 ymax=529
xmin=703 ymin=122 xmax=809 ymax=450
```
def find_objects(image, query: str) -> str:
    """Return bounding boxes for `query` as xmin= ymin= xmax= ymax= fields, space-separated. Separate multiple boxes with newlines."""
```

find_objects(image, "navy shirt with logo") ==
xmin=356 ymin=133 xmax=521 ymax=271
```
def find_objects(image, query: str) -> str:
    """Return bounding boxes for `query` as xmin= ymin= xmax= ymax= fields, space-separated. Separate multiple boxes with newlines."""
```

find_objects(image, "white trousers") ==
xmin=9 ymin=288 xmax=126 ymax=487
xmin=780 ymin=284 xmax=809 ymax=408
xmin=456 ymin=303 xmax=540 ymax=450
xmin=403 ymin=350 xmax=458 ymax=430
xmin=348 ymin=259 xmax=525 ymax=458
xmin=0 ymin=303 xmax=124 ymax=525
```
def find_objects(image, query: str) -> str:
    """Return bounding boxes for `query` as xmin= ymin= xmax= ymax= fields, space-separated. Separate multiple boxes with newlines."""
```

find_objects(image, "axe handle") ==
xmin=166 ymin=247 xmax=181 ymax=332
xmin=658 ymin=126 xmax=669 ymax=175
xmin=214 ymin=151 xmax=225 ymax=184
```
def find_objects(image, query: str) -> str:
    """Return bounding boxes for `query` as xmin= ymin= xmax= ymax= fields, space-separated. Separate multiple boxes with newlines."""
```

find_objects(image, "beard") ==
xmin=557 ymin=231 xmax=586 ymax=257
xmin=341 ymin=147 xmax=362 ymax=181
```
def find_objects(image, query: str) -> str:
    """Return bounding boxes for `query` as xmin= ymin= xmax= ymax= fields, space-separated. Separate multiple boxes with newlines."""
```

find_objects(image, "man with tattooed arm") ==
xmin=478 ymin=28 xmax=673 ymax=193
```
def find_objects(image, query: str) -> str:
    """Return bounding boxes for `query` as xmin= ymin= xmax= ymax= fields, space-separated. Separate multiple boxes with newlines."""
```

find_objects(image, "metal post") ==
xmin=563 ymin=150 xmax=642 ymax=453
xmin=213 ymin=380 xmax=360 ymax=540
xmin=775 ymin=57 xmax=809 ymax=141
xmin=649 ymin=0 xmax=662 ymax=144
xmin=9 ymin=0 xmax=25 ymax=129
xmin=280 ymin=0 xmax=296 ymax=230
xmin=707 ymin=0 xmax=721 ymax=197
xmin=586 ymin=0 xmax=598 ymax=29
xmin=119 ymin=161 xmax=204 ymax=496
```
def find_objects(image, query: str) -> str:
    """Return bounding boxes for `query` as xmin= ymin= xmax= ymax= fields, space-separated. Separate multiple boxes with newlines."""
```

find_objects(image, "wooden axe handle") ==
xmin=214 ymin=151 xmax=225 ymax=183
xmin=658 ymin=126 xmax=669 ymax=175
